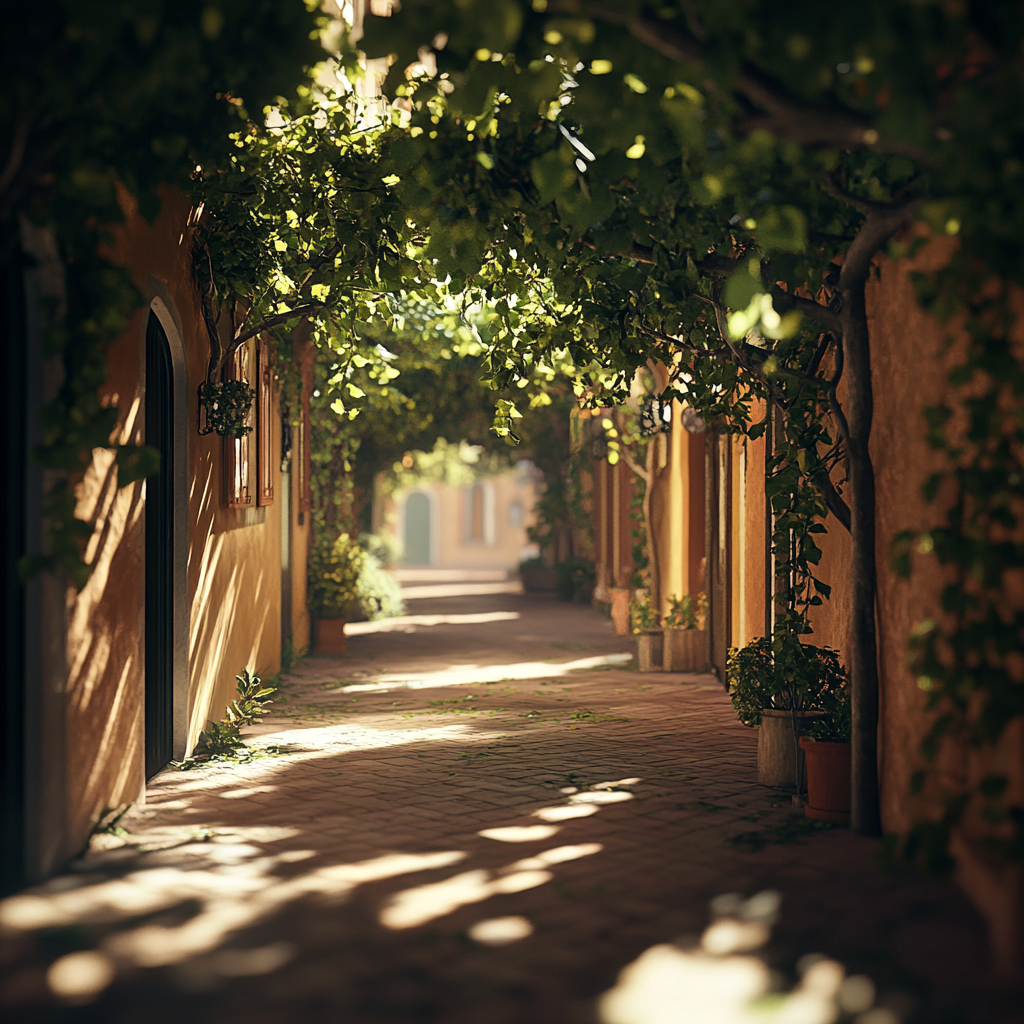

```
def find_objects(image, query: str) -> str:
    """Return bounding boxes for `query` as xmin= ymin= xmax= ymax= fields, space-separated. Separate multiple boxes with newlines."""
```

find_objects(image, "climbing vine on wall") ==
xmin=893 ymin=268 xmax=1024 ymax=871
xmin=4 ymin=0 xmax=322 ymax=583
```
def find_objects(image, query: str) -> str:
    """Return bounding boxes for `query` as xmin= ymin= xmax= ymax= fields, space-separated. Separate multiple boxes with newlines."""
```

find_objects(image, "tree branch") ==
xmin=769 ymin=285 xmax=843 ymax=333
xmin=811 ymin=468 xmax=851 ymax=531
xmin=200 ymin=250 xmax=224 ymax=384
xmin=837 ymin=194 xmax=923 ymax=290
xmin=571 ymin=5 xmax=930 ymax=159
xmin=619 ymin=446 xmax=650 ymax=484
xmin=225 ymin=303 xmax=325 ymax=359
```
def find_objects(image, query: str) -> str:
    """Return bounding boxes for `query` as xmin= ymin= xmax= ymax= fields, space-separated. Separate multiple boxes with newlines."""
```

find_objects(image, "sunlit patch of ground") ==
xmin=0 ymin=592 xmax=1013 ymax=1023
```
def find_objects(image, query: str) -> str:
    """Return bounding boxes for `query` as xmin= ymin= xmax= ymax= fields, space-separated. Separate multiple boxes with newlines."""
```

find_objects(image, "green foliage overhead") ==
xmin=346 ymin=0 xmax=1023 ymax=853
xmin=5 ymin=1 xmax=323 ymax=582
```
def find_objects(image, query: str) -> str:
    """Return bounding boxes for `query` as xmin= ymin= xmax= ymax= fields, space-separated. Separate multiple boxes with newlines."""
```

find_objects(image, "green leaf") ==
xmin=530 ymin=147 xmax=577 ymax=205
xmin=114 ymin=444 xmax=160 ymax=486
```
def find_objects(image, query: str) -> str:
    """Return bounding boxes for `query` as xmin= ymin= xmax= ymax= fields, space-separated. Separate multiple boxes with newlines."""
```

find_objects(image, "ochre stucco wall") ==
xmin=65 ymin=187 xmax=292 ymax=854
xmin=651 ymin=403 xmax=706 ymax=616
xmin=67 ymin=327 xmax=146 ymax=848
xmin=187 ymin=382 xmax=284 ymax=750
xmin=808 ymin=234 xmax=961 ymax=836
xmin=805 ymin=233 xmax=1024 ymax=970
xmin=730 ymin=427 xmax=768 ymax=649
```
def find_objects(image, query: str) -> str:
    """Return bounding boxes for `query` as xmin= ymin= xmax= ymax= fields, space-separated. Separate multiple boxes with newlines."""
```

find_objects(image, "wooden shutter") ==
xmin=256 ymin=338 xmax=274 ymax=506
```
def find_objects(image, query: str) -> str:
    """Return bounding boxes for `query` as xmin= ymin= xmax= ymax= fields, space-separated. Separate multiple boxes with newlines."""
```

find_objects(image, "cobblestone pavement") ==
xmin=1 ymin=591 xmax=1020 ymax=1024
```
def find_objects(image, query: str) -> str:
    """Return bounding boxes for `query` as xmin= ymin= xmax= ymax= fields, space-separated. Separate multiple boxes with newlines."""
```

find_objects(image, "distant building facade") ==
xmin=378 ymin=464 xmax=539 ymax=570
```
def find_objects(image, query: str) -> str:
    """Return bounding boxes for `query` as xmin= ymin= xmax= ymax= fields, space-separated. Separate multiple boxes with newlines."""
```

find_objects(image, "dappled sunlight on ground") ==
xmin=399 ymin=581 xmax=525 ymax=599
xmin=346 ymin=610 xmax=521 ymax=636
xmin=599 ymin=892 xmax=896 ymax=1024
xmin=335 ymin=651 xmax=634 ymax=694
xmin=1 ymin=594 xmax=1015 ymax=1023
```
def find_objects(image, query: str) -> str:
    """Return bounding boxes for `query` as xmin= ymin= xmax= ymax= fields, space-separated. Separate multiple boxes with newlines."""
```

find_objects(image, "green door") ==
xmin=404 ymin=492 xmax=431 ymax=564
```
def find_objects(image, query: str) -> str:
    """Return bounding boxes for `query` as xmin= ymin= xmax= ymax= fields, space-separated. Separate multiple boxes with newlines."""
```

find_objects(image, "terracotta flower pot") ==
xmin=313 ymin=617 xmax=347 ymax=655
xmin=635 ymin=628 xmax=664 ymax=672
xmin=663 ymin=627 xmax=705 ymax=672
xmin=799 ymin=737 xmax=851 ymax=823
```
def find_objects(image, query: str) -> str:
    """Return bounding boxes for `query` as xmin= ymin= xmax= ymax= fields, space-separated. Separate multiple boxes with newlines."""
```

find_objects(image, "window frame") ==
xmin=256 ymin=337 xmax=274 ymax=507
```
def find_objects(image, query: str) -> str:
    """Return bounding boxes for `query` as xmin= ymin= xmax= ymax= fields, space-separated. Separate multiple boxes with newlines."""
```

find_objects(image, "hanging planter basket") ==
xmin=639 ymin=394 xmax=670 ymax=437
xmin=198 ymin=380 xmax=254 ymax=438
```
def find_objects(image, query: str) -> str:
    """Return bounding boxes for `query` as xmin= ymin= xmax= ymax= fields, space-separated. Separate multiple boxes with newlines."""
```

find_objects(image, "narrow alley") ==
xmin=0 ymin=580 xmax=1008 ymax=1024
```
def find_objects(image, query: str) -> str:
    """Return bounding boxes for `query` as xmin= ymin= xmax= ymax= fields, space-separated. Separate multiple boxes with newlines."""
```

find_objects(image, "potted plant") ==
xmin=519 ymin=556 xmax=558 ymax=592
xmin=308 ymin=533 xmax=363 ymax=654
xmin=631 ymin=592 xmax=663 ymax=672
xmin=662 ymin=592 xmax=707 ymax=672
xmin=728 ymin=634 xmax=848 ymax=790
xmin=556 ymin=557 xmax=596 ymax=603
xmin=799 ymin=679 xmax=852 ymax=823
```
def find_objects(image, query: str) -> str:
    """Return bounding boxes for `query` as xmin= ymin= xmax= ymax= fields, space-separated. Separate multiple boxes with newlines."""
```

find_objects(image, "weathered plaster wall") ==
xmin=67 ymin=327 xmax=146 ymax=849
xmin=806 ymin=233 xmax=1024 ymax=970
xmin=187 ymin=388 xmax=283 ymax=750
xmin=651 ymin=403 xmax=706 ymax=616
xmin=808 ymin=235 xmax=959 ymax=835
xmin=64 ymin=188 xmax=290 ymax=856
xmin=730 ymin=428 xmax=768 ymax=648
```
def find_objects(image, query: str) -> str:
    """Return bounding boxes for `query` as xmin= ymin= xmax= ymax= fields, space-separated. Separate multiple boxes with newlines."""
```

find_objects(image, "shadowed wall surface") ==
xmin=63 ymin=188 xmax=295 ymax=860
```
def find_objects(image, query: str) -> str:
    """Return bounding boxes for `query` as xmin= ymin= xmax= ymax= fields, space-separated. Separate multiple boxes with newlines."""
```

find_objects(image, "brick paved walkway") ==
xmin=1 ymin=591 xmax=1019 ymax=1023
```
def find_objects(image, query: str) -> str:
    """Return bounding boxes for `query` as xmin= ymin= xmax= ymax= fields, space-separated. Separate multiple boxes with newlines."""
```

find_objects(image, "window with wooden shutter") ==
xmin=256 ymin=338 xmax=274 ymax=506
xmin=225 ymin=341 xmax=254 ymax=508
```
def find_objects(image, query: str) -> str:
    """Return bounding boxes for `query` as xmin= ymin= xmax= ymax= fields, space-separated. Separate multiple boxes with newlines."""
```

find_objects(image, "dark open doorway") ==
xmin=145 ymin=312 xmax=174 ymax=778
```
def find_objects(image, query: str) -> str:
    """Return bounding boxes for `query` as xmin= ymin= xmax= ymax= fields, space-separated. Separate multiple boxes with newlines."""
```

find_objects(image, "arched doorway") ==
xmin=145 ymin=311 xmax=174 ymax=778
xmin=404 ymin=492 xmax=431 ymax=565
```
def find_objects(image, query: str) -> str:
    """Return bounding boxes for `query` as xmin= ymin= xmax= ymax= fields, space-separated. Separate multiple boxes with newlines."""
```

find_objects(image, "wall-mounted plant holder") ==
xmin=197 ymin=380 xmax=254 ymax=438
xmin=639 ymin=394 xmax=671 ymax=437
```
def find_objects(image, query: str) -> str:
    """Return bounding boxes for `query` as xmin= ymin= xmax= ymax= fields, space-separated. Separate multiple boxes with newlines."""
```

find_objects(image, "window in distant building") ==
xmin=465 ymin=482 xmax=495 ymax=544
xmin=468 ymin=484 xmax=485 ymax=542
xmin=508 ymin=500 xmax=524 ymax=528
xmin=256 ymin=337 xmax=274 ymax=506
xmin=226 ymin=341 xmax=254 ymax=508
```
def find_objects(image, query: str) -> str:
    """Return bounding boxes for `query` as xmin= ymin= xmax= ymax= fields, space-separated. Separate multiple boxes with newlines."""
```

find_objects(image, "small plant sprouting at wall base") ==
xmin=174 ymin=669 xmax=276 ymax=767
xmin=92 ymin=805 xmax=132 ymax=839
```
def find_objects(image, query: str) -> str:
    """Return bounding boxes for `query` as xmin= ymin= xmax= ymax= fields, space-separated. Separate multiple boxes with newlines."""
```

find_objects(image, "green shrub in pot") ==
xmin=308 ymin=532 xmax=363 ymax=620
xmin=355 ymin=547 xmax=405 ymax=621
xmin=728 ymin=633 xmax=848 ymax=727
xmin=729 ymin=633 xmax=849 ymax=790
xmin=630 ymin=591 xmax=659 ymax=633
xmin=556 ymin=557 xmax=595 ymax=602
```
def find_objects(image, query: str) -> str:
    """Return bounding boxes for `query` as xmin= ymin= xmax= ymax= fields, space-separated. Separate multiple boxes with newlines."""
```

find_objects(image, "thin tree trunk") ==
xmin=644 ymin=438 xmax=659 ymax=613
xmin=840 ymin=288 xmax=882 ymax=836
xmin=836 ymin=193 xmax=918 ymax=836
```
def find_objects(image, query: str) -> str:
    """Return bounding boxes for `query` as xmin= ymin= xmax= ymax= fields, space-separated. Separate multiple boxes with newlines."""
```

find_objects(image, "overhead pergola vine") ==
xmin=339 ymin=0 xmax=1020 ymax=849
xmin=10 ymin=1 xmax=1021 ymax=869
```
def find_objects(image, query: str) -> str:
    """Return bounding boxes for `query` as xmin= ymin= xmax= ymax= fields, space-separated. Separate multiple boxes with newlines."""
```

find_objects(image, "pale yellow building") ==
xmin=380 ymin=465 xmax=539 ymax=570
